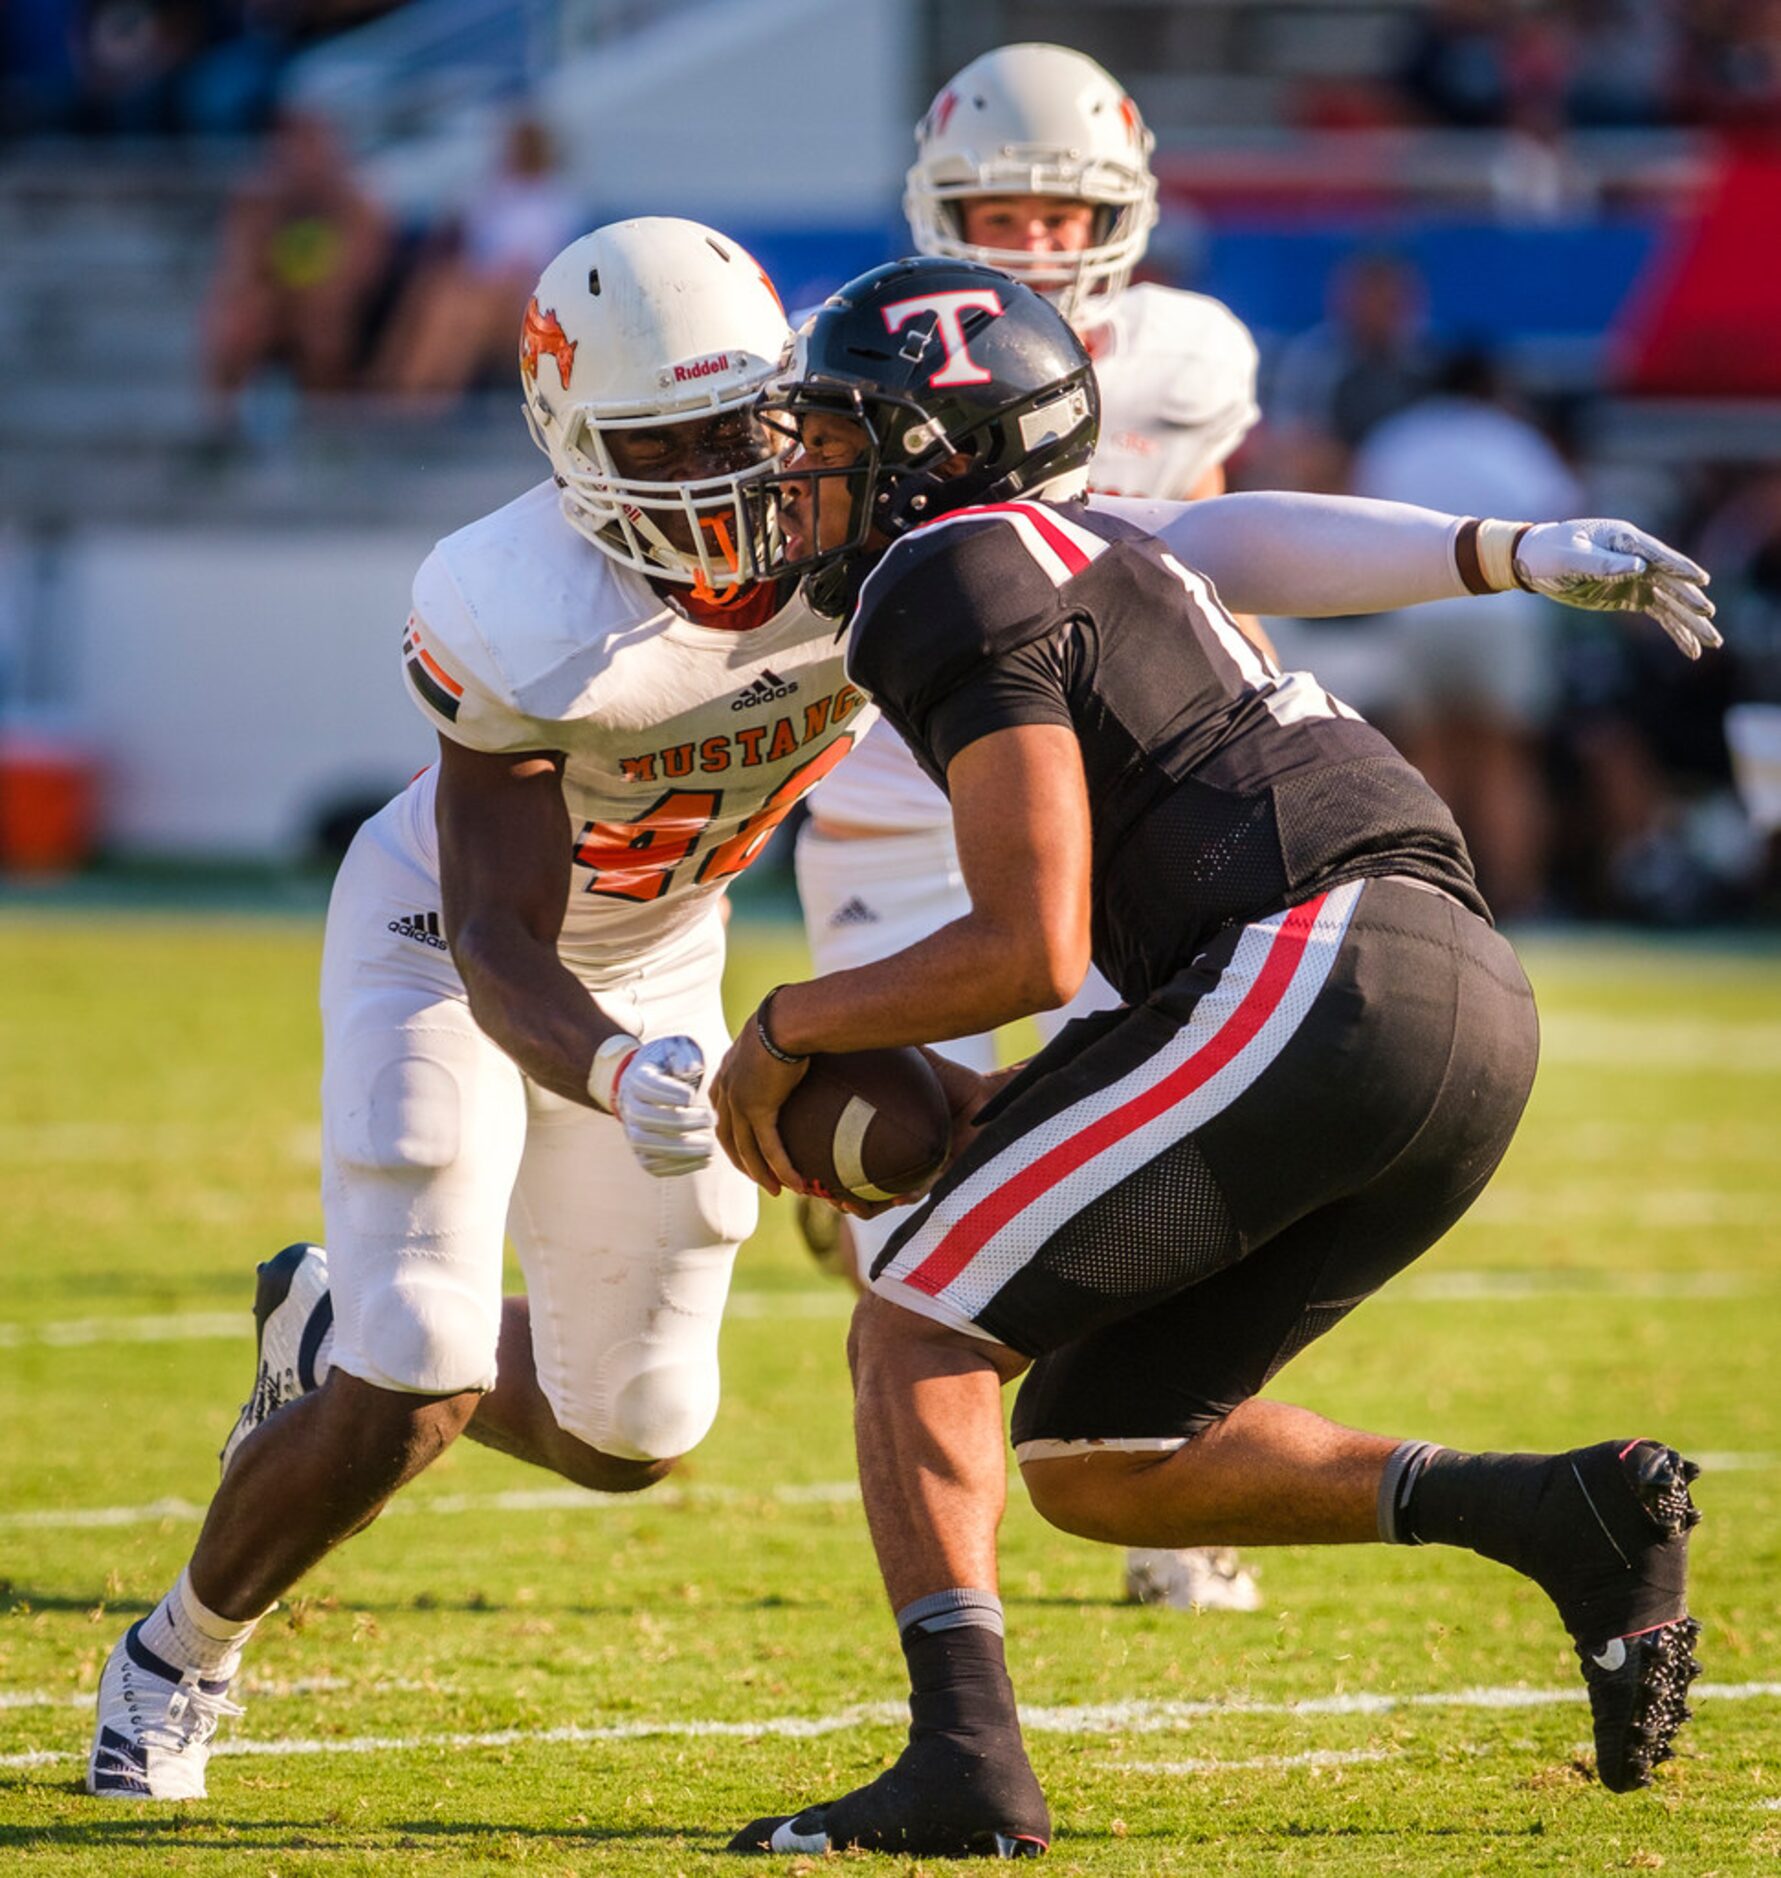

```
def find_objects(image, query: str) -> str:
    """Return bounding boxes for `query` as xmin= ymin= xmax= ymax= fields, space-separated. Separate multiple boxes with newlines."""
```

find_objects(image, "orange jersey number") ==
xmin=574 ymin=734 xmax=857 ymax=902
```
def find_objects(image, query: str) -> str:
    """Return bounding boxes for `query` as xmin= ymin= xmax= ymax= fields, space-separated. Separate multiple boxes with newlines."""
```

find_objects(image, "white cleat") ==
xmin=87 ymin=1622 xmax=243 ymax=1800
xmin=219 ymin=1242 xmax=332 ymax=1475
xmin=1124 ymin=1545 xmax=1264 ymax=1613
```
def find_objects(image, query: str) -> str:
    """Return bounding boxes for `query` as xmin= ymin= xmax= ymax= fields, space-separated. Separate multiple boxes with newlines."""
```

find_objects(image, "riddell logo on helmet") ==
xmin=674 ymin=354 xmax=732 ymax=383
xmin=520 ymin=299 xmax=576 ymax=390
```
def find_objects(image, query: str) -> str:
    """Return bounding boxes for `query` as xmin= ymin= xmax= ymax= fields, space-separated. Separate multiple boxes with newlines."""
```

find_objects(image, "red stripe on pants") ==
xmin=904 ymin=894 xmax=1329 ymax=1298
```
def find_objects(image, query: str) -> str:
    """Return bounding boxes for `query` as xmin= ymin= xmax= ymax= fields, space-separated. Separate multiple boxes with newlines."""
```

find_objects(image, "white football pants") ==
xmin=319 ymin=800 xmax=757 ymax=1462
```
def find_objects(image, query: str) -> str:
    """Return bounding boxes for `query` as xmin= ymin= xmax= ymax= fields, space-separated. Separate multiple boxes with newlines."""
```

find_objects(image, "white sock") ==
xmin=137 ymin=1568 xmax=262 ymax=1680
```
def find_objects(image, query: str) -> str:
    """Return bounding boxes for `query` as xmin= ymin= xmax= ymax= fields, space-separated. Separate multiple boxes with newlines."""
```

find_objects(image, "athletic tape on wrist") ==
xmin=588 ymin=1033 xmax=639 ymax=1113
xmin=1476 ymin=519 xmax=1536 ymax=594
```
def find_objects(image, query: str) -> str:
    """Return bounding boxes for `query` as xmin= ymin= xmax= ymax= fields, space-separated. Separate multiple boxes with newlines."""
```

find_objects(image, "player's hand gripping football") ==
xmin=711 ymin=1016 xmax=808 ymax=1199
xmin=921 ymin=1049 xmax=1020 ymax=1166
xmin=600 ymin=1035 xmax=718 ymax=1178
xmin=1516 ymin=521 xmax=1720 ymax=659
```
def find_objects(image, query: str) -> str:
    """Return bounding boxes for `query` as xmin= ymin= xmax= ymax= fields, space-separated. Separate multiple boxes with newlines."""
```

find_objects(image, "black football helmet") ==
xmin=763 ymin=256 xmax=1099 ymax=613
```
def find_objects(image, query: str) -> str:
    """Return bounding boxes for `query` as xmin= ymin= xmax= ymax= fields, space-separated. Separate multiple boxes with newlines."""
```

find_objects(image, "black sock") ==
xmin=1404 ymin=1447 xmax=1555 ymax=1574
xmin=900 ymin=1620 xmax=1020 ymax=1740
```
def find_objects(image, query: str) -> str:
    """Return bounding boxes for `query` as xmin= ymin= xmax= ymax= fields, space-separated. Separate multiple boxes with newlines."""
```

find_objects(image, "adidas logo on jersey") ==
xmin=829 ymin=896 xmax=880 ymax=928
xmin=732 ymin=668 xmax=800 ymax=711
xmin=388 ymin=910 xmax=448 ymax=950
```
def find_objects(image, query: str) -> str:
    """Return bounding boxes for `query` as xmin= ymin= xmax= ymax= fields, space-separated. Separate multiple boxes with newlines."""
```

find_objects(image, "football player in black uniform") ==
xmin=713 ymin=259 xmax=1717 ymax=1859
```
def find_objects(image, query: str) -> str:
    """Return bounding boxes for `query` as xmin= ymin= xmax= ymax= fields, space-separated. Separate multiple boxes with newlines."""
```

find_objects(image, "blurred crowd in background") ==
xmin=9 ymin=0 xmax=1781 ymax=143
xmin=3 ymin=0 xmax=1781 ymax=926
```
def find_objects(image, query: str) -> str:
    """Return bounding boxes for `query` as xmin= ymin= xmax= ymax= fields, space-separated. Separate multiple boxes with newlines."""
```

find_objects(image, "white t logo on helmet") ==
xmin=880 ymin=288 xmax=1005 ymax=388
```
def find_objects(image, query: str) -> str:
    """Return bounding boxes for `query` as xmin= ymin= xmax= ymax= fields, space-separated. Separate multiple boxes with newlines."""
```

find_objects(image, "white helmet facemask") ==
xmin=905 ymin=43 xmax=1159 ymax=329
xmin=521 ymin=218 xmax=793 ymax=593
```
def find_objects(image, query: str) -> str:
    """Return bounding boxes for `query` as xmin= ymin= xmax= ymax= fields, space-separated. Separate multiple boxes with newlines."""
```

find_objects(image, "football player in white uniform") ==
xmin=87 ymin=216 xmax=880 ymax=1801
xmin=793 ymin=40 xmax=1269 ymax=1614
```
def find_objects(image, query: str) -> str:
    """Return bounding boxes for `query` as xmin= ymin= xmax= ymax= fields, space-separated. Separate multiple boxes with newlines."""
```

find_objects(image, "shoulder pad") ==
xmin=848 ymin=502 xmax=1119 ymax=705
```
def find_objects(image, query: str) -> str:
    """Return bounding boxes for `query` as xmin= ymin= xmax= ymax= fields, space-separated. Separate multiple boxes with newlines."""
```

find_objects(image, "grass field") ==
xmin=1 ymin=910 xmax=1778 ymax=1875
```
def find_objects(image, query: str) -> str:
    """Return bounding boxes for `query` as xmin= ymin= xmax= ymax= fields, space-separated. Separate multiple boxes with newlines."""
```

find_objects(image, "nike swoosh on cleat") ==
xmin=768 ymin=1820 xmax=829 ymax=1853
xmin=1592 ymin=1638 xmax=1629 ymax=1672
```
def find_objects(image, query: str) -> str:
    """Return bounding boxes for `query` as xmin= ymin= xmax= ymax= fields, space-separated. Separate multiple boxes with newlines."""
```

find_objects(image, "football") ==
xmin=778 ymin=1046 xmax=952 ymax=1205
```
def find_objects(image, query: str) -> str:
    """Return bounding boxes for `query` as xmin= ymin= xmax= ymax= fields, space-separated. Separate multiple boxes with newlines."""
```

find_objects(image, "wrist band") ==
xmin=1476 ymin=518 xmax=1534 ymax=594
xmin=755 ymin=987 xmax=808 ymax=1066
xmin=588 ymin=1032 xmax=638 ymax=1113
xmin=1453 ymin=517 xmax=1491 ymax=595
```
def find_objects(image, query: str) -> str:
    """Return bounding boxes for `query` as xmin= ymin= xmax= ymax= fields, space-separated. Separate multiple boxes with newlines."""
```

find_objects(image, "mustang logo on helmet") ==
xmin=520 ymin=298 xmax=578 ymax=390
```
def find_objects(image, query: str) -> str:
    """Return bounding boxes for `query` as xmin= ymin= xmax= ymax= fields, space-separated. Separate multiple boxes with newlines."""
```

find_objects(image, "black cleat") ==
xmin=1581 ymin=1611 xmax=1702 ymax=1794
xmin=728 ymin=1730 xmax=1050 ymax=1858
xmin=1533 ymin=1441 xmax=1703 ymax=1792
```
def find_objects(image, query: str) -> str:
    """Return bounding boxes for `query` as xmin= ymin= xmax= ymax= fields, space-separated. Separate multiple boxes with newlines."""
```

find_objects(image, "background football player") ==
xmin=86 ymin=216 xmax=881 ymax=1800
xmin=794 ymin=39 xmax=1270 ymax=1615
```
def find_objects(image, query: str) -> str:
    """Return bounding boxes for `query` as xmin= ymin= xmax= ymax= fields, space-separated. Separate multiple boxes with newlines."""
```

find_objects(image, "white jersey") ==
xmin=394 ymin=481 xmax=876 ymax=971
xmin=1081 ymin=282 xmax=1260 ymax=501
xmin=812 ymin=281 xmax=1259 ymax=832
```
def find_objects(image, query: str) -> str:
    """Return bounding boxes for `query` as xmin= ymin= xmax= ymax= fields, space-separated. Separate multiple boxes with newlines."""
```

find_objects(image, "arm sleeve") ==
xmin=1090 ymin=491 xmax=1472 ymax=617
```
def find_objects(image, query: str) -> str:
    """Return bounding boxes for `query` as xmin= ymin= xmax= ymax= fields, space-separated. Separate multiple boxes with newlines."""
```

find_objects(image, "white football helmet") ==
xmin=905 ymin=43 xmax=1159 ymax=327
xmin=521 ymin=217 xmax=792 ymax=590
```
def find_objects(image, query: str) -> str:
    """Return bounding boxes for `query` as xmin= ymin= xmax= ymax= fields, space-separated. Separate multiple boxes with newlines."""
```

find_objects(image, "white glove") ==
xmin=589 ymin=1034 xmax=715 ymax=1178
xmin=1514 ymin=519 xmax=1721 ymax=660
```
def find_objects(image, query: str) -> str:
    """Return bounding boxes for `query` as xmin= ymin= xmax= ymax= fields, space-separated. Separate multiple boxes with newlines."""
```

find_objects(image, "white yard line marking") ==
xmin=0 ymin=1675 xmax=435 ymax=1712
xmin=15 ymin=1443 xmax=1781 ymax=1540
xmin=1538 ymin=1014 xmax=1781 ymax=1074
xmin=0 ymin=1480 xmax=865 ymax=1534
xmin=1466 ymin=1188 xmax=1776 ymax=1229
xmin=1388 ymin=1271 xmax=1760 ymax=1299
xmin=722 ymin=1291 xmax=852 ymax=1318
xmin=0 ymin=1293 xmax=848 ymax=1348
xmin=5 ymin=1684 xmax=1779 ymax=1772
xmin=5 ymin=1262 xmax=1768 ymax=1354
xmin=1118 ymin=1747 xmax=1400 ymax=1774
xmin=0 ymin=1312 xmax=248 ymax=1350
xmin=0 ymin=1122 xmax=317 ymax=1164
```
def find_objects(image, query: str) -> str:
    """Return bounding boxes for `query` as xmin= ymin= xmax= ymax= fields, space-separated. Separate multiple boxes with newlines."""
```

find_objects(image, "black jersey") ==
xmin=845 ymin=499 xmax=1487 ymax=1002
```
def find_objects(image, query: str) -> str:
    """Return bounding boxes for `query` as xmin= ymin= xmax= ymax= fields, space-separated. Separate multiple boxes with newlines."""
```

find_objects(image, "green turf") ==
xmin=1 ymin=912 xmax=1778 ymax=1873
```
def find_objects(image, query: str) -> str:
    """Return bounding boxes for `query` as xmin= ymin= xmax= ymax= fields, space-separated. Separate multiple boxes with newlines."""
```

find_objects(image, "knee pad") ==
xmin=550 ymin=1339 xmax=721 ymax=1464
xmin=324 ymin=1031 xmax=516 ymax=1398
xmin=341 ymin=1269 xmax=500 ymax=1397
